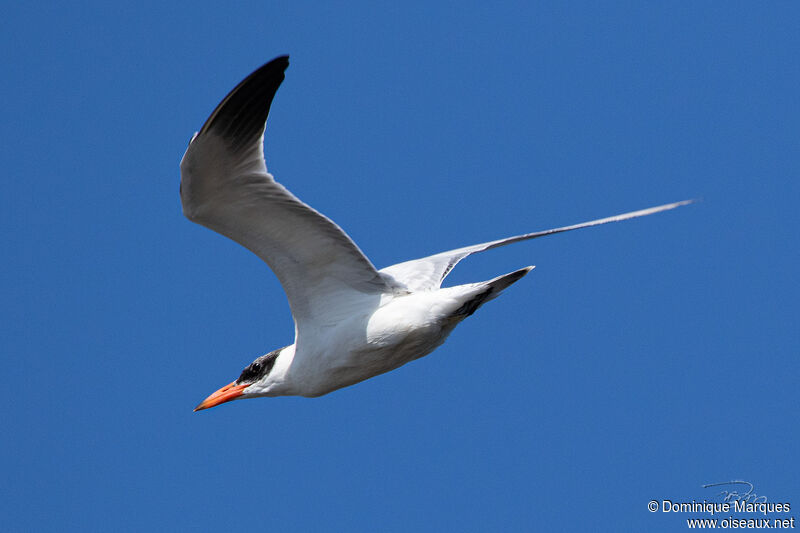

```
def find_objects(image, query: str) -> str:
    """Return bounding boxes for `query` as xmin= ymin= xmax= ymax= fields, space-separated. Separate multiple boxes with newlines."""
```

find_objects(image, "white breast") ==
xmin=288 ymin=290 xmax=469 ymax=396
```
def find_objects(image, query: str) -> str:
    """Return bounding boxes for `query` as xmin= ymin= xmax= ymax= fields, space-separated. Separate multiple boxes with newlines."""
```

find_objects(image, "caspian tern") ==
xmin=182 ymin=56 xmax=691 ymax=410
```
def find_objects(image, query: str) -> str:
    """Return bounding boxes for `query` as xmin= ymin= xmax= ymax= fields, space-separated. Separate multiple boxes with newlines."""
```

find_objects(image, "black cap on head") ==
xmin=235 ymin=347 xmax=284 ymax=385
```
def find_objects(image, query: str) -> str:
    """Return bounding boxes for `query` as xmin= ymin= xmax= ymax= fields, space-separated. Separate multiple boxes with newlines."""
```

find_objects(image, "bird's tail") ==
xmin=452 ymin=266 xmax=534 ymax=318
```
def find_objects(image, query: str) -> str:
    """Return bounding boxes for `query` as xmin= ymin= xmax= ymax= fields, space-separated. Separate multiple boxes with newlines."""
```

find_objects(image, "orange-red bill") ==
xmin=194 ymin=381 xmax=249 ymax=411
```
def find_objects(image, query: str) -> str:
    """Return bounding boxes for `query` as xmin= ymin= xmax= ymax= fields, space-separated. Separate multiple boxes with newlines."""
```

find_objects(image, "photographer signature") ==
xmin=703 ymin=480 xmax=767 ymax=504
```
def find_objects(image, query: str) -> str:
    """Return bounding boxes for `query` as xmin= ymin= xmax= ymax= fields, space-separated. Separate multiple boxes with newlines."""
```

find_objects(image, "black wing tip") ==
xmin=197 ymin=55 xmax=292 ymax=144
xmin=272 ymin=54 xmax=290 ymax=68
xmin=253 ymin=55 xmax=290 ymax=76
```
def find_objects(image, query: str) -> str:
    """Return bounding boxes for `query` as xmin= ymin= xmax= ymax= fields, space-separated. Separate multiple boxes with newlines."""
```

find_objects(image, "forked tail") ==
xmin=454 ymin=266 xmax=534 ymax=318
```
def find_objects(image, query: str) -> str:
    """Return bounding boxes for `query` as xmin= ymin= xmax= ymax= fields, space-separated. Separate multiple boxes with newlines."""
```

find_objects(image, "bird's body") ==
xmin=267 ymin=267 xmax=530 ymax=397
xmin=183 ymin=56 xmax=691 ymax=410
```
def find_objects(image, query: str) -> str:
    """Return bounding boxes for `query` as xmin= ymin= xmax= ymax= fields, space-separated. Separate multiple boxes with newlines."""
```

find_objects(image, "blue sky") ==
xmin=2 ymin=2 xmax=798 ymax=531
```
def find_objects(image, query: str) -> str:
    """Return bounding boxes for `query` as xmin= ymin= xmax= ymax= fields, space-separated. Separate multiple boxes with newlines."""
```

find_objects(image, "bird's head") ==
xmin=193 ymin=346 xmax=288 ymax=411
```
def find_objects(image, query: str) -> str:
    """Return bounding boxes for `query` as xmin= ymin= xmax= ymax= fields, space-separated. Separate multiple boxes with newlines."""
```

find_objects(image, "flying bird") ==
xmin=181 ymin=55 xmax=691 ymax=410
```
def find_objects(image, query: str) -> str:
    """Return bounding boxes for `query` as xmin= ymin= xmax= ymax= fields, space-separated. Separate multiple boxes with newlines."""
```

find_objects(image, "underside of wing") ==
xmin=380 ymin=200 xmax=693 ymax=291
xmin=180 ymin=56 xmax=398 ymax=328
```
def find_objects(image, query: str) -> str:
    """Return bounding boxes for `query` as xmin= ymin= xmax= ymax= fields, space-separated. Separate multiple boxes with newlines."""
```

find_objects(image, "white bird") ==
xmin=182 ymin=56 xmax=692 ymax=410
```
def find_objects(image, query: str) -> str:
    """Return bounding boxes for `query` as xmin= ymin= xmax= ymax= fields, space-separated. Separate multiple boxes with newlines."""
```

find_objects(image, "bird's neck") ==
xmin=262 ymin=344 xmax=296 ymax=396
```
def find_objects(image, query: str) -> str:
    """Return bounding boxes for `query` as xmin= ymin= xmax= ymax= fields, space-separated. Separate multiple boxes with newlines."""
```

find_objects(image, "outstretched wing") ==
xmin=380 ymin=200 xmax=693 ymax=291
xmin=180 ymin=56 xmax=395 ymax=331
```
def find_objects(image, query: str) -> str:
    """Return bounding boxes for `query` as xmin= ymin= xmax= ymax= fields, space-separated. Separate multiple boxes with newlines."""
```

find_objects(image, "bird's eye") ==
xmin=251 ymin=362 xmax=262 ymax=373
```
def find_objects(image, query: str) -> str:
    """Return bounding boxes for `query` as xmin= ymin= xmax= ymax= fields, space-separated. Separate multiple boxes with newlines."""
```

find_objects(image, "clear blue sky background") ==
xmin=2 ymin=2 xmax=798 ymax=531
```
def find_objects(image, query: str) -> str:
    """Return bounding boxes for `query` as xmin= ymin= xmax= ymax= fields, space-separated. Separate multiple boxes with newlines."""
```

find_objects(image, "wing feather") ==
xmin=180 ymin=56 xmax=396 ymax=331
xmin=381 ymin=200 xmax=694 ymax=291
